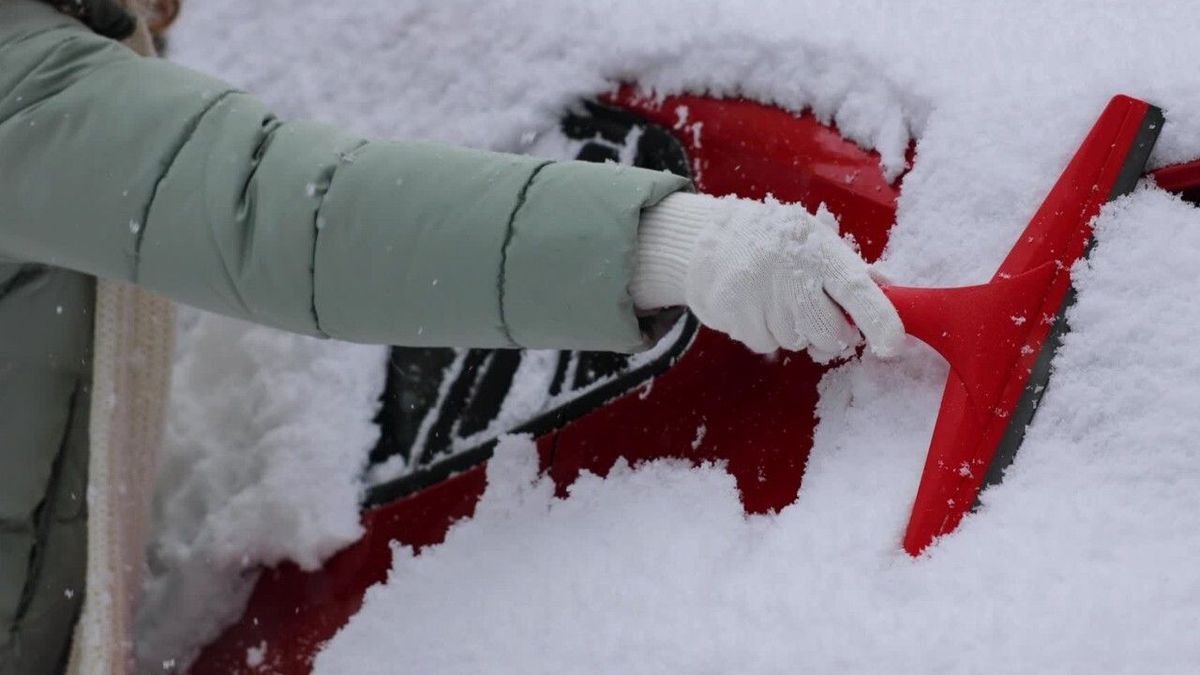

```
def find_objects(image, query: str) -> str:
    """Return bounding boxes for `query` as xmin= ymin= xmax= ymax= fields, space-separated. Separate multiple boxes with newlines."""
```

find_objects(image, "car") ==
xmin=186 ymin=87 xmax=1200 ymax=675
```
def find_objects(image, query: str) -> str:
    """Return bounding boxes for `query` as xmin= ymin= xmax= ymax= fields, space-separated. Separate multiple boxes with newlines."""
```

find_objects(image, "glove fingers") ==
xmin=805 ymin=344 xmax=843 ymax=365
xmin=766 ymin=299 xmax=808 ymax=352
xmin=738 ymin=308 xmax=781 ymax=354
xmin=821 ymin=244 xmax=905 ymax=358
xmin=866 ymin=265 xmax=894 ymax=287
xmin=796 ymin=285 xmax=859 ymax=356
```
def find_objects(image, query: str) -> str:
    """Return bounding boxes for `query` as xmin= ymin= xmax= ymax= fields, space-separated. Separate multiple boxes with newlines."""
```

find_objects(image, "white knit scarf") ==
xmin=68 ymin=284 xmax=174 ymax=675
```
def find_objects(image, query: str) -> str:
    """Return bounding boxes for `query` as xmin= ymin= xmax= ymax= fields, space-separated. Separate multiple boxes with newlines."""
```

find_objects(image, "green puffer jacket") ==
xmin=0 ymin=0 xmax=689 ymax=672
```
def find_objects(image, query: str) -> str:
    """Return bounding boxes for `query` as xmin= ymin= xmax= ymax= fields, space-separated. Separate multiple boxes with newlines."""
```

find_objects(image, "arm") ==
xmin=0 ymin=2 xmax=687 ymax=352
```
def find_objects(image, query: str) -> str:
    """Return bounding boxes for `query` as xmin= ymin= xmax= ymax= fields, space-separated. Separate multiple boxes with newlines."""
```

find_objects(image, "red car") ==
xmin=188 ymin=88 xmax=1200 ymax=675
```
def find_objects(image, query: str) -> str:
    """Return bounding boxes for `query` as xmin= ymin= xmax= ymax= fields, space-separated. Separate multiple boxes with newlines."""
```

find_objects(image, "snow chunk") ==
xmin=245 ymin=641 xmax=267 ymax=669
xmin=134 ymin=310 xmax=387 ymax=669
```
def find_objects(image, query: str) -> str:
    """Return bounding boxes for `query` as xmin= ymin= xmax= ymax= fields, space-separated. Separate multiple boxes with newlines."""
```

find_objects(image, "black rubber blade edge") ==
xmin=977 ymin=103 xmax=1164 ymax=500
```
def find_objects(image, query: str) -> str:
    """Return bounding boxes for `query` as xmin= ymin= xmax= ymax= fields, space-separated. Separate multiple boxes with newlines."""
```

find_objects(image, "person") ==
xmin=0 ymin=0 xmax=905 ymax=672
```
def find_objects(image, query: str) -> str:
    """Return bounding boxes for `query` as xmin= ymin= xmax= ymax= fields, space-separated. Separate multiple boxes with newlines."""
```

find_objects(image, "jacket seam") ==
xmin=497 ymin=161 xmax=552 ymax=347
xmin=309 ymin=139 xmax=369 ymax=338
xmin=9 ymin=382 xmax=83 ymax=636
xmin=232 ymin=116 xmax=282 ymax=273
xmin=132 ymin=88 xmax=237 ymax=282
xmin=0 ymin=264 xmax=49 ymax=298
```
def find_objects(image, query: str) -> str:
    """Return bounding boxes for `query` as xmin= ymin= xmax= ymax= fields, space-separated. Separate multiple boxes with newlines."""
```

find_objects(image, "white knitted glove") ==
xmin=631 ymin=192 xmax=904 ymax=360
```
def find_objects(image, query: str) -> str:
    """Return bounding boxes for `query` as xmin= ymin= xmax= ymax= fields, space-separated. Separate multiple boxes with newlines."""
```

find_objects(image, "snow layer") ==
xmin=157 ymin=0 xmax=1200 ymax=672
xmin=136 ymin=310 xmax=386 ymax=669
xmin=318 ymin=390 xmax=1200 ymax=673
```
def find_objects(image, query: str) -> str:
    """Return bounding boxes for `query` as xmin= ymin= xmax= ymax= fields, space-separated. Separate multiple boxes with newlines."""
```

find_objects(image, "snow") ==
xmin=316 ymin=408 xmax=1200 ymax=673
xmin=245 ymin=641 xmax=267 ymax=669
xmin=142 ymin=0 xmax=1200 ymax=672
xmin=135 ymin=311 xmax=387 ymax=669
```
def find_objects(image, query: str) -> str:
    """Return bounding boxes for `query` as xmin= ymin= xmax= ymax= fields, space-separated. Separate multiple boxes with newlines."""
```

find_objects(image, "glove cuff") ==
xmin=631 ymin=192 xmax=714 ymax=309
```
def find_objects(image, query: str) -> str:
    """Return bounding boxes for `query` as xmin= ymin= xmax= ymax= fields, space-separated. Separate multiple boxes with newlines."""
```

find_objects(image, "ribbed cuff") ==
xmin=630 ymin=192 xmax=714 ymax=310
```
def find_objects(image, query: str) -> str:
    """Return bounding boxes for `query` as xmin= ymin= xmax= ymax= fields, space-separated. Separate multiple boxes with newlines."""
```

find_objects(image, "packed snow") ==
xmin=136 ymin=312 xmax=386 ymax=668
xmin=137 ymin=0 xmax=1200 ymax=672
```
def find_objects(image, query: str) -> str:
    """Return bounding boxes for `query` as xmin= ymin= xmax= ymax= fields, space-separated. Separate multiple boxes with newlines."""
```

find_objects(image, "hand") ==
xmin=632 ymin=193 xmax=904 ymax=360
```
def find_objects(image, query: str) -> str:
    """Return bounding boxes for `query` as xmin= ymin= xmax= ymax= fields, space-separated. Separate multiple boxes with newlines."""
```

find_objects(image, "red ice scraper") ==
xmin=882 ymin=95 xmax=1162 ymax=555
